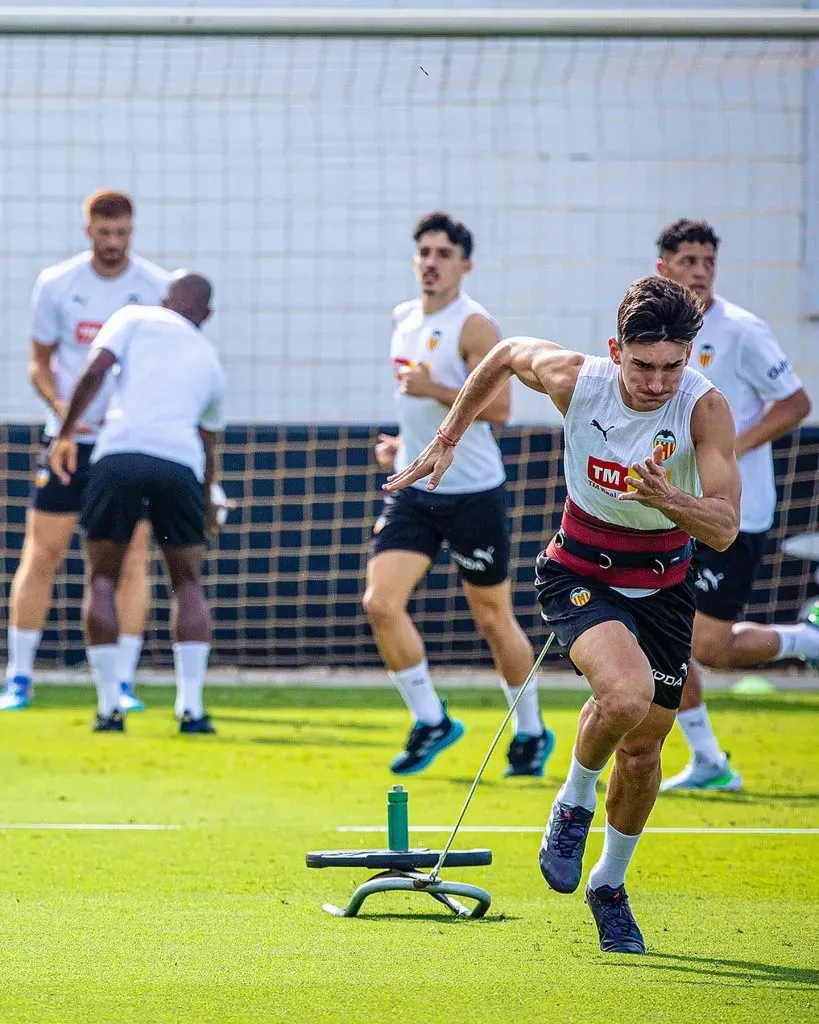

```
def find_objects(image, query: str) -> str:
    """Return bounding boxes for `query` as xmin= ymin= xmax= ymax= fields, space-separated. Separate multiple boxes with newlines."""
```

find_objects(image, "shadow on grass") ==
xmin=658 ymin=790 xmax=819 ymax=805
xmin=214 ymin=713 xmax=390 ymax=731
xmin=340 ymin=911 xmax=518 ymax=923
xmin=631 ymin=951 xmax=819 ymax=989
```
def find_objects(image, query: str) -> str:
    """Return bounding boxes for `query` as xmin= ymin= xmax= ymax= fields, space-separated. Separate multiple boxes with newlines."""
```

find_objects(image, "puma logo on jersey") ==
xmin=695 ymin=568 xmax=725 ymax=592
xmin=451 ymin=545 xmax=494 ymax=572
xmin=590 ymin=419 xmax=614 ymax=441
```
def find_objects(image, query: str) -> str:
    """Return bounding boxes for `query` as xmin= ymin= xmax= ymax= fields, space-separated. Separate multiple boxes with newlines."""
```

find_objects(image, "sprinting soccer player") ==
xmin=385 ymin=276 xmax=740 ymax=953
xmin=0 ymin=190 xmax=170 ymax=713
xmin=365 ymin=211 xmax=553 ymax=777
xmin=655 ymin=219 xmax=814 ymax=792
xmin=49 ymin=272 xmax=226 ymax=735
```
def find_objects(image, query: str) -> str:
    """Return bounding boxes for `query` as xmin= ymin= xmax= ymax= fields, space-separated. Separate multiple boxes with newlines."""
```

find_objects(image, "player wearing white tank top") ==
xmin=656 ymin=219 xmax=814 ymax=793
xmin=386 ymin=276 xmax=741 ymax=954
xmin=365 ymin=212 xmax=552 ymax=779
xmin=0 ymin=191 xmax=171 ymax=715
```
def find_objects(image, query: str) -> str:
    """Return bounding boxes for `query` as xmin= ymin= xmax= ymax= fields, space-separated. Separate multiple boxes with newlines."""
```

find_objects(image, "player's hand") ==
xmin=384 ymin=436 xmax=454 ymax=493
xmin=48 ymin=436 xmax=78 ymax=485
xmin=51 ymin=399 xmax=93 ymax=436
xmin=206 ymin=482 xmax=237 ymax=537
xmin=398 ymin=362 xmax=435 ymax=398
xmin=618 ymin=444 xmax=674 ymax=507
xmin=374 ymin=433 xmax=401 ymax=471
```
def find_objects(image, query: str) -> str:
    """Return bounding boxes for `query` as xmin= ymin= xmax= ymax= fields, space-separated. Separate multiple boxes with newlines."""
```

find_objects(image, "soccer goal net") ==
xmin=0 ymin=11 xmax=817 ymax=670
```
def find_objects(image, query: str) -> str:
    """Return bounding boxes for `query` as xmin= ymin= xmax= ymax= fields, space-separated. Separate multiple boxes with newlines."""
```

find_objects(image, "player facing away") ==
xmin=49 ymin=273 xmax=226 ymax=734
xmin=656 ymin=219 xmax=814 ymax=792
xmin=365 ymin=212 xmax=553 ymax=777
xmin=0 ymin=190 xmax=170 ymax=714
xmin=385 ymin=276 xmax=741 ymax=953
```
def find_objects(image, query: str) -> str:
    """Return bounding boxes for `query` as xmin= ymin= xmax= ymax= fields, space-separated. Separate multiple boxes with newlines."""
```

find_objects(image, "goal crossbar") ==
xmin=0 ymin=7 xmax=818 ymax=40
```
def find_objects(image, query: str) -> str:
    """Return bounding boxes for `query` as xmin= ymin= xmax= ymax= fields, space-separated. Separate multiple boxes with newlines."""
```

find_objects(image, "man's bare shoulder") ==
xmin=691 ymin=387 xmax=734 ymax=443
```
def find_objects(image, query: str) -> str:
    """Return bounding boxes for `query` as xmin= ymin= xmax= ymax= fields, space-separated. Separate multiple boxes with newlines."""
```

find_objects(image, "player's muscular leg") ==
xmin=693 ymin=611 xmax=780 ymax=670
xmin=161 ymin=545 xmax=210 ymax=642
xmin=9 ymin=510 xmax=76 ymax=630
xmin=363 ymin=551 xmax=433 ymax=670
xmin=84 ymin=539 xmax=129 ymax=645
xmin=569 ymin=621 xmax=655 ymax=771
xmin=116 ymin=518 xmax=151 ymax=635
xmin=606 ymin=702 xmax=676 ymax=835
xmin=462 ymin=579 xmax=532 ymax=686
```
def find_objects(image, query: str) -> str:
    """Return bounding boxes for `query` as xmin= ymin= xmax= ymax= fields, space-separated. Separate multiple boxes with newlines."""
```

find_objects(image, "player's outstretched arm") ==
xmin=619 ymin=389 xmax=740 ymax=551
xmin=384 ymin=337 xmax=581 ymax=493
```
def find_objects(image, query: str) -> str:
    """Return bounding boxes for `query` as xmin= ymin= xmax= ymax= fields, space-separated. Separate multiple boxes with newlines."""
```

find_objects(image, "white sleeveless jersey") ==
xmin=30 ymin=251 xmax=171 ymax=441
xmin=563 ymin=357 xmax=714 ymax=531
xmin=391 ymin=291 xmax=506 ymax=494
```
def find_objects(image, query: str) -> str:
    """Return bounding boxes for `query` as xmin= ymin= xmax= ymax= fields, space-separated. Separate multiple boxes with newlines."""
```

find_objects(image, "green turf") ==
xmin=1 ymin=685 xmax=817 ymax=1024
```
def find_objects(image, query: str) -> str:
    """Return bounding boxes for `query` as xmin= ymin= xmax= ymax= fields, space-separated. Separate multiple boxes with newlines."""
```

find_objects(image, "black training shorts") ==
xmin=370 ymin=482 xmax=510 ymax=587
xmin=31 ymin=438 xmax=94 ymax=515
xmin=81 ymin=452 xmax=205 ymax=547
xmin=535 ymin=553 xmax=697 ymax=711
xmin=692 ymin=531 xmax=767 ymax=623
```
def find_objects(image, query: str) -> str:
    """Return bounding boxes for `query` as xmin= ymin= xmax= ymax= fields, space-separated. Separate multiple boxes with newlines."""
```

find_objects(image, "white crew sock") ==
xmin=173 ymin=642 xmax=210 ymax=719
xmin=87 ymin=644 xmax=121 ymax=716
xmin=116 ymin=634 xmax=143 ymax=686
xmin=6 ymin=627 xmax=41 ymax=682
xmin=587 ymin=822 xmax=642 ymax=891
xmin=500 ymin=676 xmax=544 ymax=737
xmin=558 ymin=752 xmax=606 ymax=812
xmin=677 ymin=704 xmax=724 ymax=766
xmin=772 ymin=623 xmax=819 ymax=662
xmin=389 ymin=659 xmax=444 ymax=726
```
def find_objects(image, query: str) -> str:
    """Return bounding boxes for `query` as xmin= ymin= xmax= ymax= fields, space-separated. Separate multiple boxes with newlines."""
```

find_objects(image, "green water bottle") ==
xmin=387 ymin=785 xmax=409 ymax=851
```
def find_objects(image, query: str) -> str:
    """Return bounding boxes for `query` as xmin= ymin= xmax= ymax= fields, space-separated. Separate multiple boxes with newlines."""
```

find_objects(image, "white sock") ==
xmin=6 ymin=626 xmax=41 ymax=682
xmin=677 ymin=704 xmax=724 ymax=765
xmin=389 ymin=660 xmax=444 ymax=726
xmin=772 ymin=624 xmax=819 ymax=661
xmin=173 ymin=642 xmax=210 ymax=718
xmin=116 ymin=634 xmax=143 ymax=686
xmin=500 ymin=676 xmax=543 ymax=737
xmin=558 ymin=752 xmax=606 ymax=812
xmin=587 ymin=822 xmax=642 ymax=891
xmin=87 ymin=644 xmax=121 ymax=715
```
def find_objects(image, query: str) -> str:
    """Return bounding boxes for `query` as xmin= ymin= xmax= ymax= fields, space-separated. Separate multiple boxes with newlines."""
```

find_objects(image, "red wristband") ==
xmin=436 ymin=428 xmax=460 ymax=448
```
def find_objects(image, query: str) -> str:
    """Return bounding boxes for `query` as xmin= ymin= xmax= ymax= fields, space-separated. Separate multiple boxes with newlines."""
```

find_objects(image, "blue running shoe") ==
xmin=539 ymin=798 xmax=594 ymax=894
xmin=92 ymin=709 xmax=125 ymax=733
xmin=504 ymin=727 xmax=556 ymax=778
xmin=586 ymin=883 xmax=646 ymax=954
xmin=179 ymin=711 xmax=216 ymax=734
xmin=390 ymin=714 xmax=465 ymax=775
xmin=0 ymin=675 xmax=32 ymax=711
xmin=119 ymin=682 xmax=145 ymax=712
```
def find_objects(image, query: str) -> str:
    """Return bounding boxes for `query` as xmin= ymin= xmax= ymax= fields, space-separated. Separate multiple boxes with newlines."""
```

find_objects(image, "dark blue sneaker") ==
xmin=179 ymin=711 xmax=216 ymax=734
xmin=539 ymin=798 xmax=594 ymax=893
xmin=0 ymin=675 xmax=32 ymax=711
xmin=390 ymin=714 xmax=465 ymax=775
xmin=586 ymin=884 xmax=646 ymax=954
xmin=92 ymin=709 xmax=125 ymax=733
xmin=504 ymin=727 xmax=555 ymax=778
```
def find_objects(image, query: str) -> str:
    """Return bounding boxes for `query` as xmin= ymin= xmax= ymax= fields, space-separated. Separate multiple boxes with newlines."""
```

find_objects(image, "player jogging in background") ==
xmin=656 ymin=219 xmax=813 ymax=793
xmin=386 ymin=276 xmax=741 ymax=954
xmin=365 ymin=211 xmax=553 ymax=777
xmin=49 ymin=272 xmax=226 ymax=735
xmin=0 ymin=190 xmax=170 ymax=714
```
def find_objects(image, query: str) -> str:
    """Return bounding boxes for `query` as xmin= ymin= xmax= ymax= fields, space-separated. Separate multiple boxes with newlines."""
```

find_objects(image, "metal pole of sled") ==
xmin=427 ymin=632 xmax=557 ymax=884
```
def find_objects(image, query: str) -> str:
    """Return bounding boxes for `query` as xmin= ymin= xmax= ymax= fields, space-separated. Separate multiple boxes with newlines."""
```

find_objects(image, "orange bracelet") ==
xmin=436 ymin=428 xmax=460 ymax=448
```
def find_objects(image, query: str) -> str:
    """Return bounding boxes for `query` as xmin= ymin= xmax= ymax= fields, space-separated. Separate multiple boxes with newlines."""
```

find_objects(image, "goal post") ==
xmin=0 ymin=8 xmax=817 ymax=671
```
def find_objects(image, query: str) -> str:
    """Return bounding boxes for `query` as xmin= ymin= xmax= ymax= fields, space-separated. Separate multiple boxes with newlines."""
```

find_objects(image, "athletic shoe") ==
xmin=390 ymin=714 xmax=465 ymax=775
xmin=0 ymin=675 xmax=32 ymax=711
xmin=119 ymin=682 xmax=145 ymax=712
xmin=179 ymin=711 xmax=216 ymax=734
xmin=538 ymin=798 xmax=594 ymax=894
xmin=503 ymin=727 xmax=556 ymax=778
xmin=660 ymin=751 xmax=743 ymax=792
xmin=586 ymin=883 xmax=646 ymax=954
xmin=92 ymin=709 xmax=125 ymax=733
xmin=805 ymin=601 xmax=819 ymax=669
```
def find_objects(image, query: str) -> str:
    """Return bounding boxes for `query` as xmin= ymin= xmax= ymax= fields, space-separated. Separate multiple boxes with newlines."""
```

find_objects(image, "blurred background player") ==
xmin=0 ymin=191 xmax=170 ymax=713
xmin=364 ymin=212 xmax=553 ymax=777
xmin=656 ymin=218 xmax=814 ymax=792
xmin=49 ymin=272 xmax=225 ymax=734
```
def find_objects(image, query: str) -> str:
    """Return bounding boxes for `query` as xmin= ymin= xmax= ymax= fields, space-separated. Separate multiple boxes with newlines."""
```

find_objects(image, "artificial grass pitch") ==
xmin=0 ymin=685 xmax=817 ymax=1024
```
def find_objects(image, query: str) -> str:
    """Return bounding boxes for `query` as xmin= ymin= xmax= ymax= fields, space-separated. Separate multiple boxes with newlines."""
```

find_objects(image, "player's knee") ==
xmin=615 ymin=741 xmax=662 ymax=788
xmin=596 ymin=688 xmax=652 ymax=733
xmin=470 ymin=603 xmax=508 ymax=643
xmin=362 ymin=586 xmax=402 ymax=628
xmin=85 ymin=576 xmax=119 ymax=631
xmin=20 ymin=535 xmax=64 ymax=577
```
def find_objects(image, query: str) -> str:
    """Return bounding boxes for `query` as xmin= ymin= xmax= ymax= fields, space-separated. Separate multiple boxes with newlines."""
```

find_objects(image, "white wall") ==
xmin=0 ymin=14 xmax=816 ymax=424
